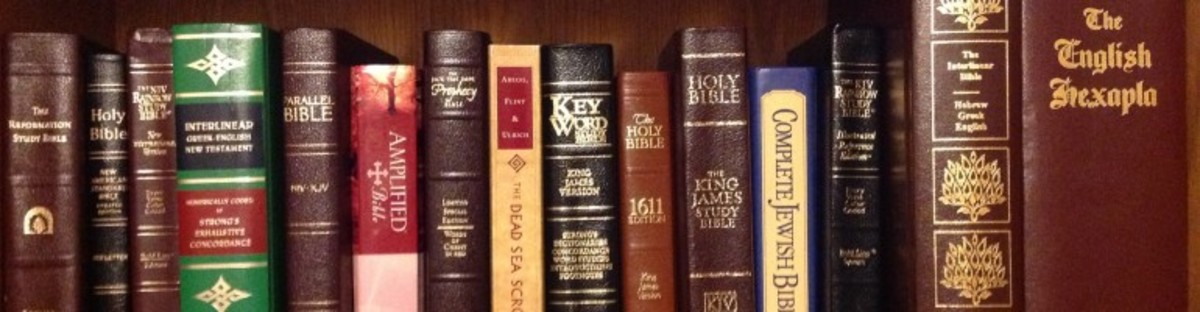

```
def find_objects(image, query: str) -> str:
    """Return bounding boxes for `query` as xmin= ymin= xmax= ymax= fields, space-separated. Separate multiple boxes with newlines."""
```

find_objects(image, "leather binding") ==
xmin=351 ymin=65 xmax=420 ymax=312
xmin=4 ymin=32 xmax=84 ymax=312
xmin=617 ymin=72 xmax=677 ymax=312
xmin=86 ymin=53 xmax=131 ymax=312
xmin=172 ymin=23 xmax=279 ymax=311
xmin=1023 ymin=1 xmax=1185 ymax=310
xmin=826 ymin=25 xmax=884 ymax=312
xmin=672 ymin=27 xmax=755 ymax=312
xmin=912 ymin=1 xmax=1023 ymax=310
xmin=127 ymin=27 xmax=180 ymax=312
xmin=422 ymin=30 xmax=491 ymax=312
xmin=541 ymin=44 xmax=621 ymax=312
xmin=749 ymin=67 xmax=820 ymax=312
xmin=489 ymin=45 xmax=545 ymax=312
xmin=282 ymin=28 xmax=350 ymax=312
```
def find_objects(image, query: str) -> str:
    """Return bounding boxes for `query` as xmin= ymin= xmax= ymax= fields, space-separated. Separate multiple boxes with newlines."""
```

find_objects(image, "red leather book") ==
xmin=422 ymin=29 xmax=491 ymax=312
xmin=618 ymin=72 xmax=677 ymax=312
xmin=282 ymin=28 xmax=351 ymax=312
xmin=1023 ymin=1 xmax=1186 ymax=310
xmin=351 ymin=65 xmax=419 ymax=311
xmin=911 ymin=0 xmax=1024 ymax=310
xmin=3 ymin=32 xmax=84 ymax=312
xmin=126 ymin=27 xmax=181 ymax=312
xmin=672 ymin=27 xmax=755 ymax=312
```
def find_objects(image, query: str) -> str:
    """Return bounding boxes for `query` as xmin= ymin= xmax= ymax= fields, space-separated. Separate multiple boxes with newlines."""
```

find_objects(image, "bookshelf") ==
xmin=2 ymin=0 xmax=910 ymax=72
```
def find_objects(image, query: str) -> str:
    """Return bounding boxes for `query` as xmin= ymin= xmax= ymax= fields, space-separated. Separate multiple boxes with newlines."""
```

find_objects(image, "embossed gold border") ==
xmin=932 ymin=229 xmax=1014 ymax=309
xmin=931 ymin=147 xmax=1012 ymax=224
xmin=930 ymin=0 xmax=1010 ymax=34
xmin=930 ymin=40 xmax=1011 ymax=142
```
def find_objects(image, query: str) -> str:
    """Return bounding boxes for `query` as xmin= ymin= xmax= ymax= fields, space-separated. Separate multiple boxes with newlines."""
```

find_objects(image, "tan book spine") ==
xmin=489 ymin=45 xmax=545 ymax=312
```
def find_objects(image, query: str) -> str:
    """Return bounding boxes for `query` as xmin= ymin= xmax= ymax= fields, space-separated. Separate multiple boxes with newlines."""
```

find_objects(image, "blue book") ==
xmin=750 ymin=67 xmax=822 ymax=312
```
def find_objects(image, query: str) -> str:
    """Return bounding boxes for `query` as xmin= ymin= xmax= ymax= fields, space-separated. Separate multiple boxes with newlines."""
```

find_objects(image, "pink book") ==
xmin=351 ymin=65 xmax=420 ymax=311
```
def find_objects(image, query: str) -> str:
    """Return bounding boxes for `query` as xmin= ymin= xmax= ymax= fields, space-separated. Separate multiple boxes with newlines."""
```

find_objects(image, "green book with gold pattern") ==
xmin=171 ymin=23 xmax=279 ymax=312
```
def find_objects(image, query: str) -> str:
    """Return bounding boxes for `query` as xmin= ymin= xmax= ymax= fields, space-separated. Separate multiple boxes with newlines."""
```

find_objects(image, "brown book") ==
xmin=672 ymin=27 xmax=755 ymax=312
xmin=4 ymin=32 xmax=84 ymax=312
xmin=127 ymin=28 xmax=180 ymax=312
xmin=422 ymin=29 xmax=491 ymax=312
xmin=282 ymin=28 xmax=351 ymax=312
xmin=617 ymin=72 xmax=677 ymax=312
xmin=85 ymin=53 xmax=131 ymax=312
xmin=1023 ymin=1 xmax=1186 ymax=310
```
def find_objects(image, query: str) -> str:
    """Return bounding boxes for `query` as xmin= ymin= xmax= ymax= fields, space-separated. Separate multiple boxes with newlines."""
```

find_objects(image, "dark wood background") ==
xmin=1 ymin=0 xmax=909 ymax=73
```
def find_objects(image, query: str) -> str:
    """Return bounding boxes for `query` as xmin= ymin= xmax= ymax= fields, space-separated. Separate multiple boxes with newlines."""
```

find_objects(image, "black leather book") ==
xmin=86 ymin=53 xmax=131 ymax=312
xmin=541 ymin=44 xmax=621 ymax=311
xmin=422 ymin=29 xmax=491 ymax=312
xmin=825 ymin=25 xmax=884 ymax=312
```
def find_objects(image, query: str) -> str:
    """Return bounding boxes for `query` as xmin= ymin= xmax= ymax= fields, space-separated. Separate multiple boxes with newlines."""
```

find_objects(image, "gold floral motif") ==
xmin=938 ymin=152 xmax=1006 ymax=222
xmin=940 ymin=234 xmax=1008 ymax=306
xmin=937 ymin=0 xmax=1005 ymax=31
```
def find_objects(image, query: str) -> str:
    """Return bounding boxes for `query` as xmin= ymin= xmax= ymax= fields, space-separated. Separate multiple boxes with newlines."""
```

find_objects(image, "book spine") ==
xmin=350 ymin=65 xmax=420 ymax=312
xmin=912 ymin=0 xmax=1023 ymax=310
xmin=422 ymin=30 xmax=491 ymax=312
xmin=127 ymin=27 xmax=181 ymax=312
xmin=617 ymin=72 xmax=677 ymax=312
xmin=674 ymin=27 xmax=755 ymax=312
xmin=750 ymin=67 xmax=820 ymax=312
xmin=3 ymin=32 xmax=84 ymax=312
xmin=826 ymin=26 xmax=884 ymax=312
xmin=1022 ymin=1 xmax=1186 ymax=310
xmin=172 ymin=23 xmax=279 ymax=311
xmin=541 ymin=44 xmax=621 ymax=311
xmin=86 ymin=53 xmax=131 ymax=312
xmin=282 ymin=28 xmax=349 ymax=312
xmin=489 ymin=45 xmax=545 ymax=312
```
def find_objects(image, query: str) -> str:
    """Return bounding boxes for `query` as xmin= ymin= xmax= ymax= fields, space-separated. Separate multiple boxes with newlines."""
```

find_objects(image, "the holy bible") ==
xmin=172 ymin=23 xmax=279 ymax=311
xmin=351 ymin=65 xmax=420 ymax=312
xmin=542 ymin=44 xmax=622 ymax=312
xmin=672 ymin=27 xmax=755 ymax=312
xmin=750 ymin=67 xmax=819 ymax=312
xmin=128 ymin=27 xmax=181 ymax=312
xmin=86 ymin=53 xmax=132 ymax=312
xmin=282 ymin=28 xmax=351 ymax=312
xmin=423 ymin=29 xmax=491 ymax=312
xmin=489 ymin=45 xmax=545 ymax=312
xmin=4 ymin=32 xmax=84 ymax=312
xmin=617 ymin=72 xmax=677 ymax=312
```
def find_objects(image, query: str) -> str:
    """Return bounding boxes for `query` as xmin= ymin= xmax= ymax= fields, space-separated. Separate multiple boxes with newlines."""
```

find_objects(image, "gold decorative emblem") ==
xmin=936 ymin=0 xmax=1005 ymax=31
xmin=703 ymin=290 xmax=737 ymax=312
xmin=940 ymin=234 xmax=1008 ymax=306
xmin=938 ymin=152 xmax=1006 ymax=222
xmin=194 ymin=276 xmax=251 ymax=312
xmin=22 ymin=206 xmax=54 ymax=235
xmin=188 ymin=45 xmax=246 ymax=85
xmin=508 ymin=155 xmax=527 ymax=173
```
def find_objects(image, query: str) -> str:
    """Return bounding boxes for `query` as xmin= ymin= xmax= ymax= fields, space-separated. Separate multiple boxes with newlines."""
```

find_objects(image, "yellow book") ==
xmin=489 ymin=45 xmax=545 ymax=312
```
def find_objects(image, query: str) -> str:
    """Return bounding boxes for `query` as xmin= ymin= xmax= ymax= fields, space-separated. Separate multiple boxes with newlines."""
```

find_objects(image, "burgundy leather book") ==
xmin=86 ymin=53 xmax=131 ymax=312
xmin=911 ymin=0 xmax=1023 ymax=310
xmin=1023 ymin=1 xmax=1186 ymax=310
xmin=127 ymin=27 xmax=181 ymax=312
xmin=421 ymin=29 xmax=490 ymax=312
xmin=672 ymin=27 xmax=755 ymax=312
xmin=4 ymin=32 xmax=84 ymax=312
xmin=617 ymin=72 xmax=677 ymax=312
xmin=282 ymin=28 xmax=351 ymax=312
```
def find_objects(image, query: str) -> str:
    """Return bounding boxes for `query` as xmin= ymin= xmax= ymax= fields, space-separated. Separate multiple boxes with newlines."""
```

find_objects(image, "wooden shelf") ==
xmin=1 ymin=0 xmax=909 ymax=73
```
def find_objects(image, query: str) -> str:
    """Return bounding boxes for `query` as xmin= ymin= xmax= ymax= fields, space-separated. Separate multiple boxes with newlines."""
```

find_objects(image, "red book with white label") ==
xmin=351 ymin=65 xmax=420 ymax=311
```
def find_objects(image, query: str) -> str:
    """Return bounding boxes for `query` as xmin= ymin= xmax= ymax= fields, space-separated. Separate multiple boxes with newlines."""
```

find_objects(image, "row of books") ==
xmin=2 ymin=24 xmax=883 ymax=311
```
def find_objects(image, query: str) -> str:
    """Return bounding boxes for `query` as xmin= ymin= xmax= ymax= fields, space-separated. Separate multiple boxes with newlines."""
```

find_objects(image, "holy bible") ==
xmin=86 ymin=53 xmax=132 ymax=312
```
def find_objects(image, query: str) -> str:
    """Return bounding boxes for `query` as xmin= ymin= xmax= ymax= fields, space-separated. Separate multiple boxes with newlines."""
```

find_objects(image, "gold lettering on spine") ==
xmin=1048 ymin=7 xmax=1159 ymax=115
xmin=759 ymin=90 xmax=808 ymax=312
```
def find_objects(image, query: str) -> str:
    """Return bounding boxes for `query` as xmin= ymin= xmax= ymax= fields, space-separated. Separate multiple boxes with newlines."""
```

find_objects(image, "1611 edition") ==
xmin=172 ymin=23 xmax=280 ymax=312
